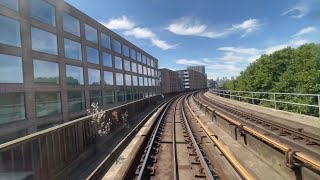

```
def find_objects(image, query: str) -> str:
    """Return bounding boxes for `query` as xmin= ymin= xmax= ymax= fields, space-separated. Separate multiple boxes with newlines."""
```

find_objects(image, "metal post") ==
xmin=251 ymin=92 xmax=254 ymax=104
xmin=230 ymin=91 xmax=232 ymax=99
xmin=238 ymin=92 xmax=240 ymax=101
xmin=274 ymin=93 xmax=277 ymax=109
xmin=318 ymin=95 xmax=320 ymax=117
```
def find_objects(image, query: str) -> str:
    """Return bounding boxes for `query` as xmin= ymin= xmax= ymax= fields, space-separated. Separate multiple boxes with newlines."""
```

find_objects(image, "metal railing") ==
xmin=0 ymin=95 xmax=161 ymax=180
xmin=209 ymin=89 xmax=320 ymax=117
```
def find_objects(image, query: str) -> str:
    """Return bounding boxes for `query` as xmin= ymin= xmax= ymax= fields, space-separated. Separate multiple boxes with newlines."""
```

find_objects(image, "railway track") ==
xmin=194 ymin=91 xmax=320 ymax=174
xmin=96 ymin=91 xmax=320 ymax=179
xmin=130 ymin=96 xmax=216 ymax=179
xmin=104 ymin=93 xmax=258 ymax=180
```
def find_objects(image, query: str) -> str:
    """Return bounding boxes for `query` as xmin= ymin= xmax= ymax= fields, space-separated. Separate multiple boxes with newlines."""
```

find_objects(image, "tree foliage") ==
xmin=224 ymin=43 xmax=320 ymax=116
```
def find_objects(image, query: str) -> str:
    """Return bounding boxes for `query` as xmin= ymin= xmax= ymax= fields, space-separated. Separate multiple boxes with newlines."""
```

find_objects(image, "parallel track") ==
xmin=194 ymin=91 xmax=320 ymax=173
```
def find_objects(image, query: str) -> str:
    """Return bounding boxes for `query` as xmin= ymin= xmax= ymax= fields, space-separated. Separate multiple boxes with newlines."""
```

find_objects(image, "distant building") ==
xmin=207 ymin=79 xmax=215 ymax=88
xmin=159 ymin=68 xmax=183 ymax=94
xmin=187 ymin=66 xmax=206 ymax=74
xmin=177 ymin=69 xmax=207 ymax=90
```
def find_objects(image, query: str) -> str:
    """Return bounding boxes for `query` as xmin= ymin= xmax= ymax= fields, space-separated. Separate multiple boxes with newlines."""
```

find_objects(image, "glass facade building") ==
xmin=0 ymin=0 xmax=160 ymax=141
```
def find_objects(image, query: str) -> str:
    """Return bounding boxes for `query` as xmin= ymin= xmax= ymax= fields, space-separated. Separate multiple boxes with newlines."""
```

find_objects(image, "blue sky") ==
xmin=65 ymin=0 xmax=320 ymax=80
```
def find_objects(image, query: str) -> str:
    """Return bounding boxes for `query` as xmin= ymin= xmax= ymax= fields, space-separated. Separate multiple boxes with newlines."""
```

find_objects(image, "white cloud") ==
xmin=264 ymin=39 xmax=309 ymax=54
xmin=151 ymin=38 xmax=177 ymax=50
xmin=176 ymin=59 xmax=206 ymax=66
xmin=231 ymin=19 xmax=261 ymax=37
xmin=292 ymin=27 xmax=316 ymax=37
xmin=282 ymin=7 xmax=309 ymax=19
xmin=102 ymin=16 xmax=176 ymax=50
xmin=172 ymin=26 xmax=314 ymax=79
xmin=218 ymin=47 xmax=259 ymax=55
xmin=176 ymin=58 xmax=242 ymax=79
xmin=166 ymin=18 xmax=207 ymax=36
xmin=166 ymin=17 xmax=261 ymax=38
xmin=102 ymin=16 xmax=135 ymax=30
xmin=281 ymin=0 xmax=320 ymax=19
xmin=124 ymin=27 xmax=155 ymax=39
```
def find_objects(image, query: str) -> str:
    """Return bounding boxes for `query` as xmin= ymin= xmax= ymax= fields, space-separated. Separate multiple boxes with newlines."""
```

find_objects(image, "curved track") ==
xmin=194 ymin=91 xmax=320 ymax=173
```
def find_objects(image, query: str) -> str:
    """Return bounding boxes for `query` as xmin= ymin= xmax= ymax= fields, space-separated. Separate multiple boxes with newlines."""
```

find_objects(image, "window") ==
xmin=113 ymin=39 xmax=121 ymax=53
xmin=152 ymin=79 xmax=155 ymax=86
xmin=66 ymin=65 xmax=83 ymax=85
xmin=148 ymin=58 xmax=152 ymax=66
xmin=35 ymin=92 xmax=61 ymax=117
xmin=132 ymin=75 xmax=138 ymax=86
xmin=138 ymin=64 xmax=143 ymax=74
xmin=89 ymin=91 xmax=102 ymax=105
xmin=116 ymin=73 xmax=123 ymax=85
xmin=86 ymin=46 xmax=99 ymax=64
xmin=146 ymin=57 xmax=150 ymax=66
xmin=64 ymin=38 xmax=82 ymax=60
xmin=144 ymin=89 xmax=149 ymax=98
xmin=132 ymin=62 xmax=137 ymax=73
xmin=62 ymin=13 xmax=80 ymax=36
xmin=33 ymin=60 xmax=59 ymax=84
xmin=139 ymin=76 xmax=143 ymax=86
xmin=133 ymin=89 xmax=139 ymax=100
xmin=101 ymin=33 xmax=111 ymax=49
xmin=137 ymin=52 xmax=141 ymax=62
xmin=0 ymin=15 xmax=20 ymax=47
xmin=31 ymin=27 xmax=57 ymax=55
xmin=148 ymin=78 xmax=152 ymax=87
xmin=130 ymin=49 xmax=136 ymax=60
xmin=30 ymin=0 xmax=55 ymax=26
xmin=124 ymin=60 xmax=131 ymax=71
xmin=126 ymin=89 xmax=132 ymax=101
xmin=104 ymin=71 xmax=114 ymax=85
xmin=0 ymin=93 xmax=25 ymax=124
xmin=0 ymin=0 xmax=19 ymax=11
xmin=116 ymin=89 xmax=125 ymax=103
xmin=143 ymin=66 xmax=147 ymax=75
xmin=142 ymin=55 xmax=146 ymax=64
xmin=85 ymin=24 xmax=98 ymax=43
xmin=125 ymin=74 xmax=132 ymax=86
xmin=68 ymin=91 xmax=85 ymax=112
xmin=144 ymin=77 xmax=148 ymax=86
xmin=0 ymin=54 xmax=23 ymax=83
xmin=123 ymin=45 xmax=129 ymax=57
xmin=105 ymin=90 xmax=115 ymax=105
xmin=88 ymin=68 xmax=100 ymax=85
xmin=148 ymin=68 xmax=151 ymax=76
xmin=115 ymin=56 xmax=122 ymax=70
xmin=103 ymin=52 xmax=112 ymax=67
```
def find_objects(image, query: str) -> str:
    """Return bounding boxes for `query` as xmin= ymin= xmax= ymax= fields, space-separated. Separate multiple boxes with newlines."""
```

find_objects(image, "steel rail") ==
xmin=195 ymin=92 xmax=320 ymax=173
xmin=86 ymin=98 xmax=172 ymax=180
xmin=199 ymin=93 xmax=320 ymax=145
xmin=181 ymin=96 xmax=216 ymax=180
xmin=172 ymin=97 xmax=183 ymax=180
xmin=137 ymin=97 xmax=176 ymax=180
xmin=185 ymin=94 xmax=255 ymax=180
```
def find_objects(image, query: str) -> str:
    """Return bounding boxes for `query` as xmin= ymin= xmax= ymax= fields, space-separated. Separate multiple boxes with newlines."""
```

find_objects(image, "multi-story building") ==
xmin=187 ymin=66 xmax=205 ymax=74
xmin=159 ymin=68 xmax=183 ymax=94
xmin=0 ymin=0 xmax=160 ymax=142
xmin=177 ymin=69 xmax=207 ymax=90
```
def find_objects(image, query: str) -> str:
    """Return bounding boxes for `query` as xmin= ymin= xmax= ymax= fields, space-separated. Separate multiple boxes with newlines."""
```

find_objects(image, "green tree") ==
xmin=223 ymin=43 xmax=320 ymax=116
